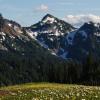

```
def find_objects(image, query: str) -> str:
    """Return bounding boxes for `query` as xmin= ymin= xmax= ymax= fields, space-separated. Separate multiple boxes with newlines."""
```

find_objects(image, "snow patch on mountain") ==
xmin=94 ymin=32 xmax=100 ymax=37
xmin=8 ymin=23 xmax=12 ymax=27
xmin=0 ymin=32 xmax=6 ymax=42
xmin=14 ymin=26 xmax=23 ymax=33
xmin=43 ymin=16 xmax=55 ymax=24
xmin=0 ymin=32 xmax=6 ymax=36
xmin=26 ymin=30 xmax=37 ymax=40
xmin=55 ymin=30 xmax=60 ymax=36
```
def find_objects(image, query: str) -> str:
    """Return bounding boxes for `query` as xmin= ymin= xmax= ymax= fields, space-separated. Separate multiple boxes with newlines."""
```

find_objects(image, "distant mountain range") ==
xmin=26 ymin=14 xmax=100 ymax=61
xmin=0 ymin=13 xmax=100 ymax=61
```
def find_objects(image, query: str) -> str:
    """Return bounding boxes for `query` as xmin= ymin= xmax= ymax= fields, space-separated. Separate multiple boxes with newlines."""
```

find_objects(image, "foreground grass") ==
xmin=0 ymin=83 xmax=100 ymax=100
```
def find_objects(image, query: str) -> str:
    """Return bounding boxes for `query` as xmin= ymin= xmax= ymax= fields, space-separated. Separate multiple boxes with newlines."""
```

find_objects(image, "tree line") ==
xmin=0 ymin=50 xmax=100 ymax=86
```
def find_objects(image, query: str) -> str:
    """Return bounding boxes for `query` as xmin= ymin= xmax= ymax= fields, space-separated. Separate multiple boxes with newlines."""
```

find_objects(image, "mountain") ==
xmin=0 ymin=14 xmax=55 ymax=56
xmin=30 ymin=14 xmax=74 ymax=36
xmin=0 ymin=14 xmax=29 ymax=53
xmin=26 ymin=14 xmax=100 ymax=61
xmin=0 ymin=14 xmax=67 ymax=86
xmin=66 ymin=22 xmax=100 ymax=61
xmin=26 ymin=14 xmax=75 ymax=58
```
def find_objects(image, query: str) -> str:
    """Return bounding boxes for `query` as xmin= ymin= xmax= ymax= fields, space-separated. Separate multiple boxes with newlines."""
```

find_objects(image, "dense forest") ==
xmin=0 ymin=49 xmax=100 ymax=86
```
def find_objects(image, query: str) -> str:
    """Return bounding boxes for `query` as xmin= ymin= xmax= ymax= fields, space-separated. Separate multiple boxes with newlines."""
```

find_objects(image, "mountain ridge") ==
xmin=1 ymin=13 xmax=100 ymax=61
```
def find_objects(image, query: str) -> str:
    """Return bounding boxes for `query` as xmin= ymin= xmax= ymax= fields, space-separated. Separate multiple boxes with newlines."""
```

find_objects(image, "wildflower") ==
xmin=95 ymin=95 xmax=98 ymax=98
xmin=82 ymin=99 xmax=85 ymax=100
xmin=76 ymin=93 xmax=80 ymax=96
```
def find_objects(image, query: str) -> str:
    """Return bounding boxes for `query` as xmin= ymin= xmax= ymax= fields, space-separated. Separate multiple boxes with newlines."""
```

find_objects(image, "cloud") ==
xmin=63 ymin=14 xmax=100 ymax=27
xmin=35 ymin=4 xmax=48 ymax=12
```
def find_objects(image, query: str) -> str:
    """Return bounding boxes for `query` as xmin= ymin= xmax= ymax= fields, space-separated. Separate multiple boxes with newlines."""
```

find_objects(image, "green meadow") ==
xmin=0 ymin=83 xmax=100 ymax=100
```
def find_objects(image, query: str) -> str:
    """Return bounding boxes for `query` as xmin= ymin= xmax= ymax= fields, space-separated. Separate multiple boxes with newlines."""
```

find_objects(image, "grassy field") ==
xmin=0 ymin=83 xmax=100 ymax=100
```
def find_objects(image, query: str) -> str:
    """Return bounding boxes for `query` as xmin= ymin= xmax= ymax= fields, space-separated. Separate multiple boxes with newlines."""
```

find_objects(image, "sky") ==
xmin=0 ymin=0 xmax=100 ymax=26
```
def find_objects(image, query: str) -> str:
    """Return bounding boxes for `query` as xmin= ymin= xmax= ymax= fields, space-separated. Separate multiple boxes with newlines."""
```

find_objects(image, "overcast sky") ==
xmin=0 ymin=0 xmax=100 ymax=26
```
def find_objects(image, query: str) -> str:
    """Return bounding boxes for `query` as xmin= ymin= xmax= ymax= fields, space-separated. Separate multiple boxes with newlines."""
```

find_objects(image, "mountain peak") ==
xmin=79 ymin=21 xmax=100 ymax=31
xmin=41 ymin=14 xmax=56 ymax=24
xmin=42 ymin=14 xmax=55 ymax=19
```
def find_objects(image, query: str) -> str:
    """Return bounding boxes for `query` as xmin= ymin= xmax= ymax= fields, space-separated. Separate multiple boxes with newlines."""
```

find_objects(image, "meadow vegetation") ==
xmin=0 ymin=83 xmax=100 ymax=100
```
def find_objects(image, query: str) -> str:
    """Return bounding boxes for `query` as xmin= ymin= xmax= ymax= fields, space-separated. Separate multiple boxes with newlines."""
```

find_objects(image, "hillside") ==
xmin=0 ymin=14 xmax=67 ymax=86
xmin=0 ymin=83 xmax=100 ymax=100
